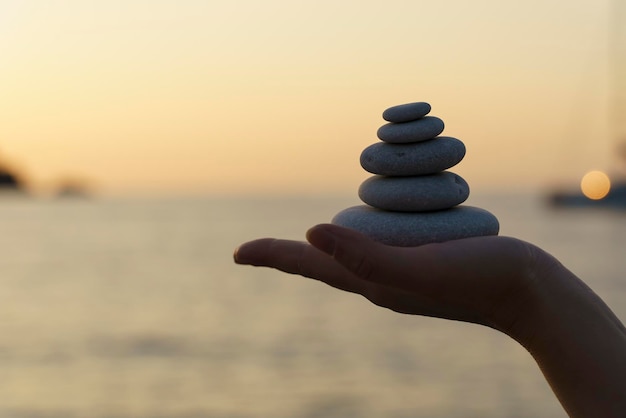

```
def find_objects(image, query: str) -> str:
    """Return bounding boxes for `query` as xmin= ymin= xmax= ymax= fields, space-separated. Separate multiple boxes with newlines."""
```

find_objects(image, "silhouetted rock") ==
xmin=0 ymin=169 xmax=21 ymax=190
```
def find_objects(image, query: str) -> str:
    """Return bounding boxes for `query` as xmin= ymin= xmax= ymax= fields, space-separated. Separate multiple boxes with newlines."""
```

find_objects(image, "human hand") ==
xmin=235 ymin=223 xmax=626 ymax=417
xmin=234 ymin=223 xmax=556 ymax=338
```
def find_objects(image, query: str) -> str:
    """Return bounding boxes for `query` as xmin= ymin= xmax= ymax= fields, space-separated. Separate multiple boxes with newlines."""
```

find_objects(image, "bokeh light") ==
xmin=580 ymin=170 xmax=611 ymax=200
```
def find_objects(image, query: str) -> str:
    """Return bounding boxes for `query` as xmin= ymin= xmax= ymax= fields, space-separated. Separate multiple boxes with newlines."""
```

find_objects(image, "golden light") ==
xmin=580 ymin=170 xmax=611 ymax=200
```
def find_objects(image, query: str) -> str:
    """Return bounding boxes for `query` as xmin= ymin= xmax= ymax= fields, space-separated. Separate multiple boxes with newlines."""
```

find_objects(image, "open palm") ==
xmin=234 ymin=223 xmax=553 ymax=335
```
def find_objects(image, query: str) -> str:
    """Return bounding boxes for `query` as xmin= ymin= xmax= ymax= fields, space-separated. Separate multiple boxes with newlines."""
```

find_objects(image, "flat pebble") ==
xmin=360 ymin=136 xmax=466 ymax=176
xmin=358 ymin=172 xmax=469 ymax=212
xmin=332 ymin=205 xmax=500 ymax=246
xmin=383 ymin=102 xmax=431 ymax=123
xmin=377 ymin=116 xmax=445 ymax=143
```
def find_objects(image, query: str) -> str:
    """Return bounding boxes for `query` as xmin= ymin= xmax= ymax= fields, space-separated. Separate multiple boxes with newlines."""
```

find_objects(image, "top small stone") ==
xmin=382 ymin=102 xmax=431 ymax=123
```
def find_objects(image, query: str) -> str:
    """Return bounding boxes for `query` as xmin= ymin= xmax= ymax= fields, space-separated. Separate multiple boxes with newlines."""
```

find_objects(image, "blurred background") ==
xmin=0 ymin=0 xmax=625 ymax=417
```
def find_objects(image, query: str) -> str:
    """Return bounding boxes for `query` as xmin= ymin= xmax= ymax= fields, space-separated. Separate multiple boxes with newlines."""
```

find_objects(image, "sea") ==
xmin=0 ymin=192 xmax=624 ymax=418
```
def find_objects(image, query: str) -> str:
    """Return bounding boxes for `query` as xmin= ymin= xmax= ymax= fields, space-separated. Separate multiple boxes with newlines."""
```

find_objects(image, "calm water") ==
xmin=0 ymin=193 xmax=624 ymax=418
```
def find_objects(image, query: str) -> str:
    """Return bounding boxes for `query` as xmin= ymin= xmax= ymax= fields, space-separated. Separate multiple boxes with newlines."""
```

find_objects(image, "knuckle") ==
xmin=297 ymin=245 xmax=312 ymax=277
xmin=353 ymin=254 xmax=375 ymax=281
xmin=334 ymin=244 xmax=376 ymax=281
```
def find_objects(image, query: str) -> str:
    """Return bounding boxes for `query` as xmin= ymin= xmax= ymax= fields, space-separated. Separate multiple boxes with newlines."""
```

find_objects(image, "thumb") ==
xmin=306 ymin=224 xmax=382 ymax=280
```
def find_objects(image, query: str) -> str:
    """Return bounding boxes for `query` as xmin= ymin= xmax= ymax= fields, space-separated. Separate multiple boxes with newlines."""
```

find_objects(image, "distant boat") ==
xmin=547 ymin=0 xmax=626 ymax=210
xmin=55 ymin=184 xmax=91 ymax=199
xmin=548 ymin=181 xmax=626 ymax=209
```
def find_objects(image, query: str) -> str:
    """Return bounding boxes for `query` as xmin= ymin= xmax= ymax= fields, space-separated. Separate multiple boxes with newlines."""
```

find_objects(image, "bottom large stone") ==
xmin=332 ymin=205 xmax=499 ymax=247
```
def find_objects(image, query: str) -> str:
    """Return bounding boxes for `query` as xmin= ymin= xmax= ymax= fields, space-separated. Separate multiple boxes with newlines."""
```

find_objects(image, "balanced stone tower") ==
xmin=332 ymin=101 xmax=499 ymax=246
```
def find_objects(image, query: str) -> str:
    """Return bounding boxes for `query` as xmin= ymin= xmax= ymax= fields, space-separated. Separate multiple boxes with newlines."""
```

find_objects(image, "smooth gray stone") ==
xmin=383 ymin=102 xmax=431 ymax=123
xmin=358 ymin=172 xmax=469 ymax=212
xmin=360 ymin=136 xmax=466 ymax=176
xmin=332 ymin=205 xmax=499 ymax=247
xmin=377 ymin=116 xmax=445 ymax=143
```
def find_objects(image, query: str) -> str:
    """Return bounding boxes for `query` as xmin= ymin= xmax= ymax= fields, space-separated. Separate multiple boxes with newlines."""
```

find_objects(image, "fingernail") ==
xmin=307 ymin=226 xmax=336 ymax=255
xmin=233 ymin=246 xmax=249 ymax=264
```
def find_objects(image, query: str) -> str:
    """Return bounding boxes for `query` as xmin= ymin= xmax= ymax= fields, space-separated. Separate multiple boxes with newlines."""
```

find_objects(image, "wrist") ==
xmin=499 ymin=249 xmax=626 ymax=417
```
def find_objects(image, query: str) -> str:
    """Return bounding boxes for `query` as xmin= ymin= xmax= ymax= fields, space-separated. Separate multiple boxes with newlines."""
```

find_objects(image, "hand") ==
xmin=234 ymin=223 xmax=626 ymax=418
xmin=234 ymin=223 xmax=554 ymax=337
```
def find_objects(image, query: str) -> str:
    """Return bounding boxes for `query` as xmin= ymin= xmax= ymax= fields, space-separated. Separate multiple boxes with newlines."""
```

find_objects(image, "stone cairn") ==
xmin=332 ymin=101 xmax=499 ymax=246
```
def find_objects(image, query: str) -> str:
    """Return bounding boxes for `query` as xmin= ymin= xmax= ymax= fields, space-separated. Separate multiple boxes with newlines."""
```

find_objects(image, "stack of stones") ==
xmin=332 ymin=102 xmax=499 ymax=247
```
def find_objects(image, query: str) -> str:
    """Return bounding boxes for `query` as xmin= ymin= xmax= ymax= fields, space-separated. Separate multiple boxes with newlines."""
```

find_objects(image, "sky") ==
xmin=0 ymin=0 xmax=621 ymax=196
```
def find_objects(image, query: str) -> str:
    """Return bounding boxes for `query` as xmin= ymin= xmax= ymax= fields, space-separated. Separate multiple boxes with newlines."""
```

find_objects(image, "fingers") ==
xmin=305 ymin=224 xmax=525 ymax=291
xmin=234 ymin=237 xmax=368 ymax=295
xmin=306 ymin=224 xmax=384 ymax=281
xmin=236 ymin=225 xmax=408 ymax=287
xmin=234 ymin=225 xmax=543 ymax=330
xmin=234 ymin=225 xmax=526 ymax=301
xmin=235 ymin=238 xmax=332 ymax=277
xmin=234 ymin=238 xmax=303 ymax=273
xmin=233 ymin=233 xmax=441 ymax=317
xmin=306 ymin=224 xmax=436 ymax=290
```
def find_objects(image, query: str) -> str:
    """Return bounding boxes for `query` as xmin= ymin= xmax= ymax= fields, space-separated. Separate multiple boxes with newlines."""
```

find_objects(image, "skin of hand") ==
xmin=234 ymin=223 xmax=626 ymax=418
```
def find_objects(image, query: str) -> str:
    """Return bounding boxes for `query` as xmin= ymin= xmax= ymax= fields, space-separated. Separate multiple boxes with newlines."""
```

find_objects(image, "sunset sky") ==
xmin=0 ymin=0 xmax=621 ymax=196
